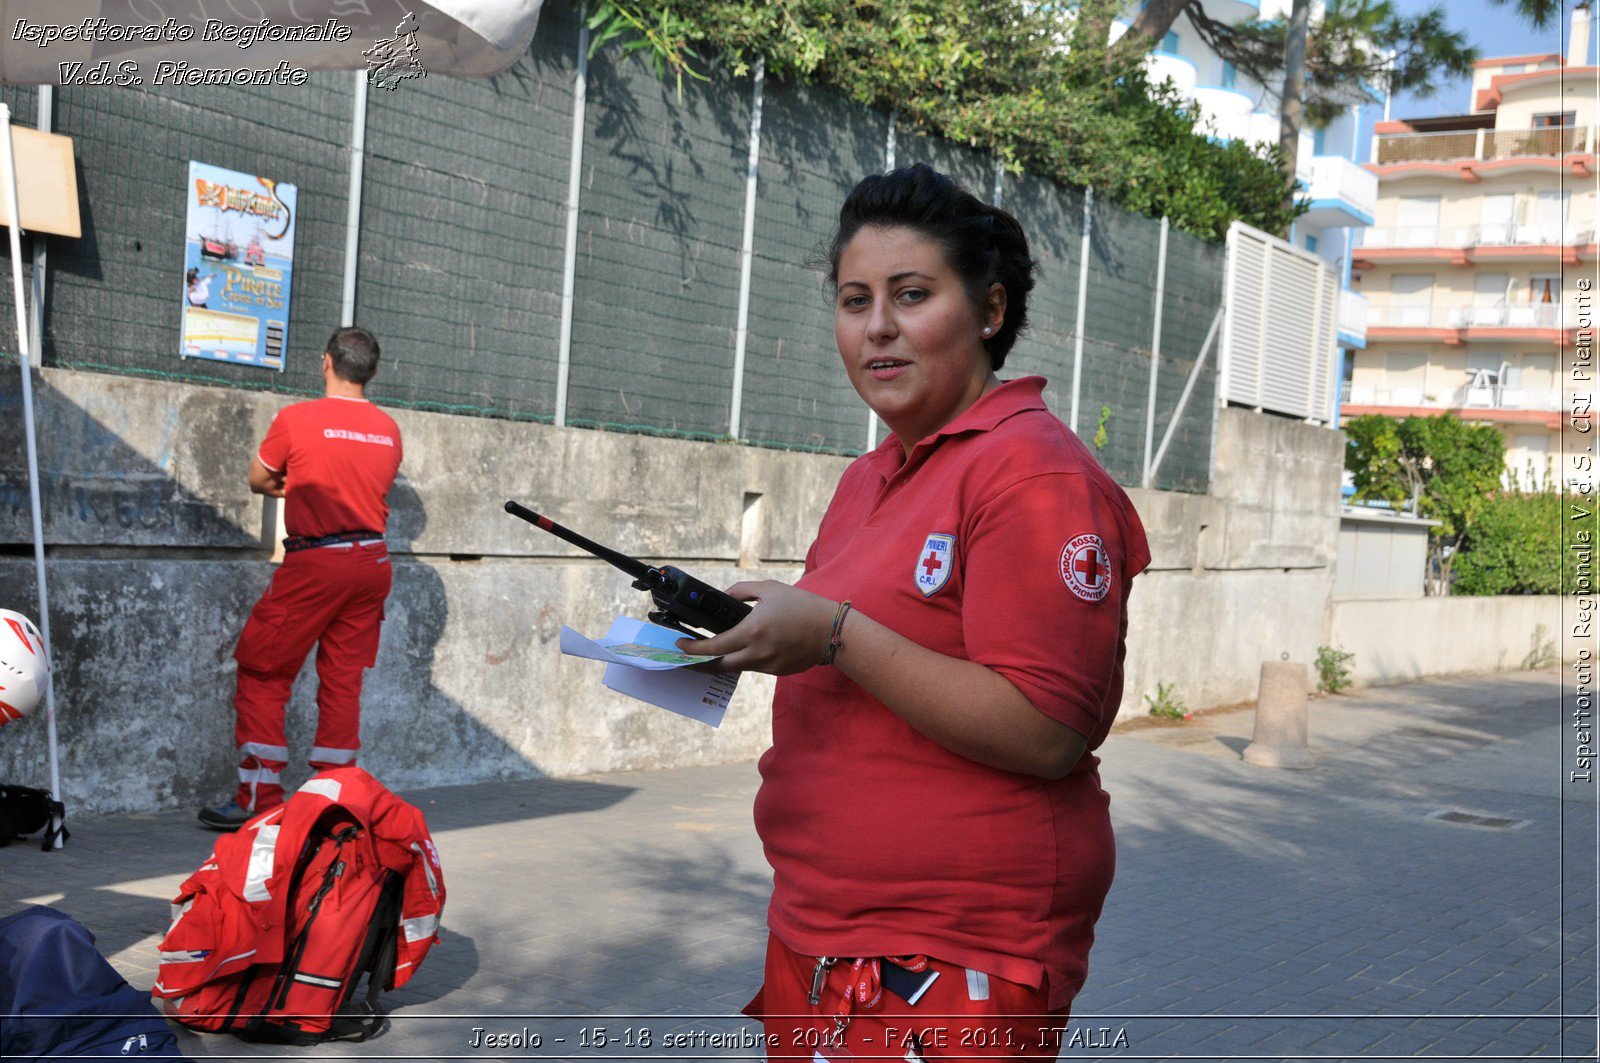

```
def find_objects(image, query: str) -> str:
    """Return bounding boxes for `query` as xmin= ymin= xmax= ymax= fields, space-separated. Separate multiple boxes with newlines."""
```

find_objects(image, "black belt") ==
xmin=283 ymin=530 xmax=384 ymax=553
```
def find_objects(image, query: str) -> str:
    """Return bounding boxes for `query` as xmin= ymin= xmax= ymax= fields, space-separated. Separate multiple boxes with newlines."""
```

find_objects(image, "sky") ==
xmin=1350 ymin=0 xmax=1596 ymax=161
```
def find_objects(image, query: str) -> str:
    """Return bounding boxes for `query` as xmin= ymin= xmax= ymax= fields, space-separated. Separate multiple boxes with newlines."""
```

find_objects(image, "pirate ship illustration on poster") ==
xmin=180 ymin=162 xmax=298 ymax=370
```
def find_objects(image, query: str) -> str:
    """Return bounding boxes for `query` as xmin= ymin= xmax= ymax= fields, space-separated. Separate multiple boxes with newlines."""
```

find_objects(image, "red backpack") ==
xmin=152 ymin=767 xmax=445 ymax=1044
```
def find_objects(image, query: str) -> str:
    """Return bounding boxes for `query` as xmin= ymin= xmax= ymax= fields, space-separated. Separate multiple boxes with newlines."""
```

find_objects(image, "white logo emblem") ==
xmin=914 ymin=534 xmax=956 ymax=597
xmin=1059 ymin=533 xmax=1112 ymax=601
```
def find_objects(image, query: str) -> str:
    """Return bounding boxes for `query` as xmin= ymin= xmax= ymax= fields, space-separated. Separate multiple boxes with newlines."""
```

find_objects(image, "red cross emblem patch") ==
xmin=1060 ymin=533 xmax=1111 ymax=602
xmin=914 ymin=533 xmax=956 ymax=597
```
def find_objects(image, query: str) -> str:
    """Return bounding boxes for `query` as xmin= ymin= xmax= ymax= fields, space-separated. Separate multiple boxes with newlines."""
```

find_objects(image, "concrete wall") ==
xmin=0 ymin=371 xmax=1344 ymax=813
xmin=1123 ymin=408 xmax=1345 ymax=712
xmin=1328 ymin=595 xmax=1568 ymax=686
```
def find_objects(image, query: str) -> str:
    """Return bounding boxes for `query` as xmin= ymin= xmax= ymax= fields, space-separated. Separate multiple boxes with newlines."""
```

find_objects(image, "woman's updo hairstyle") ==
xmin=826 ymin=163 xmax=1036 ymax=369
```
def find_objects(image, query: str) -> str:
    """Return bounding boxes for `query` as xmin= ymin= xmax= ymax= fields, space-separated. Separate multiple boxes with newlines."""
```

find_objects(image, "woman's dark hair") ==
xmin=185 ymin=267 xmax=199 ymax=285
xmin=826 ymin=163 xmax=1036 ymax=369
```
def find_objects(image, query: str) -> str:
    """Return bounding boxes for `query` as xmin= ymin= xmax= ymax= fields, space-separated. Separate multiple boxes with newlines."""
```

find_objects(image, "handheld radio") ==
xmin=504 ymin=500 xmax=752 ymax=639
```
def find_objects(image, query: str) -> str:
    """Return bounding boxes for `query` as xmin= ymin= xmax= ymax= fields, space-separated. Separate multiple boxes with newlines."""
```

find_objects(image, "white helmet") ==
xmin=0 ymin=610 xmax=49 ymax=725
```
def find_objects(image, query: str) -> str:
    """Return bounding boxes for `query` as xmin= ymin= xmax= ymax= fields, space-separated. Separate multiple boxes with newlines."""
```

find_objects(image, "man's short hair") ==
xmin=325 ymin=327 xmax=380 ymax=385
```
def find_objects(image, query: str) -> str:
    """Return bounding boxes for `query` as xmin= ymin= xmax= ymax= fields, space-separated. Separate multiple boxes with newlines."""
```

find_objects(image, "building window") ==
xmin=1312 ymin=125 xmax=1327 ymax=156
xmin=1305 ymin=234 xmax=1318 ymax=253
xmin=1220 ymin=61 xmax=1236 ymax=89
xmin=1532 ymin=111 xmax=1575 ymax=128
xmin=1159 ymin=30 xmax=1178 ymax=54
xmin=1529 ymin=273 xmax=1562 ymax=303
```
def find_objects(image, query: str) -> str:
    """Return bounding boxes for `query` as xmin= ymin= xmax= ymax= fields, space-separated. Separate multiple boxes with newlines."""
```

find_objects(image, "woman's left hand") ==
xmin=674 ymin=580 xmax=837 ymax=676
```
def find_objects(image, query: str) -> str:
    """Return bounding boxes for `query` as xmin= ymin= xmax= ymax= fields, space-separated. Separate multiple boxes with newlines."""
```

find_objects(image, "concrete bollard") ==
xmin=1242 ymin=660 xmax=1315 ymax=769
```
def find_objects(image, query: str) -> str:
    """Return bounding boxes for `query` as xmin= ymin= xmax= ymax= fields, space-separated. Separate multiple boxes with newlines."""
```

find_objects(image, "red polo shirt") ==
xmin=753 ymin=375 xmax=1150 ymax=1010
xmin=258 ymin=397 xmax=403 ymax=539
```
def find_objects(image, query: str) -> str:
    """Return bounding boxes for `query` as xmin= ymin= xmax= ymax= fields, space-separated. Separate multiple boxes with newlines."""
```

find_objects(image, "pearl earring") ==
xmin=982 ymin=326 xmax=993 ymax=337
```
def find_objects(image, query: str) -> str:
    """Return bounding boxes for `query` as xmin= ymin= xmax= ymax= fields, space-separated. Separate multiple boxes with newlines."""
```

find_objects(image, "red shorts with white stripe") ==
xmin=745 ymin=932 xmax=1070 ymax=1062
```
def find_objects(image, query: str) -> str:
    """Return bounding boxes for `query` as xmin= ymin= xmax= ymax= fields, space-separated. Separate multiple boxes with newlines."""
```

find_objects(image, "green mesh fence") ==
xmin=1001 ymin=172 xmax=1085 ymax=431
xmin=740 ymin=76 xmax=887 ymax=454
xmin=12 ymin=0 xmax=1224 ymax=491
xmin=356 ymin=1 xmax=576 ymax=420
xmin=42 ymin=78 xmax=352 ymax=400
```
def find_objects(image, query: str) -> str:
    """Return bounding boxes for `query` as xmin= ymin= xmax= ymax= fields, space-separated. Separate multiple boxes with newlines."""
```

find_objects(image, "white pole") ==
xmin=729 ymin=57 xmax=764 ymax=440
xmin=340 ymin=73 xmax=367 ymax=330
xmin=992 ymin=159 xmax=1004 ymax=208
xmin=1143 ymin=216 xmax=1169 ymax=487
xmin=868 ymin=110 xmax=898 ymax=452
xmin=555 ymin=22 xmax=589 ymax=428
xmin=1070 ymin=188 xmax=1093 ymax=433
xmin=1 ymin=103 xmax=63 ymax=848
xmin=28 ymin=87 xmax=50 ymax=368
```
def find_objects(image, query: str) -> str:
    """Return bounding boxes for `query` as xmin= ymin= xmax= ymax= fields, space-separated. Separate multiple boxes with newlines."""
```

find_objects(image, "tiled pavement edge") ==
xmin=2 ymin=668 xmax=1594 ymax=1062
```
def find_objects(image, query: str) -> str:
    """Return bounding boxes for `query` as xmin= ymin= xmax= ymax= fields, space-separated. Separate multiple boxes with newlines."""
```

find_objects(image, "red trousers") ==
xmin=747 ymin=932 xmax=1071 ymax=1061
xmin=232 ymin=542 xmax=391 ymax=812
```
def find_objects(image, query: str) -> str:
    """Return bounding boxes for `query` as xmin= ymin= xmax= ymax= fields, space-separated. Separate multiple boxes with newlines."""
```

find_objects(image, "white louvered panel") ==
xmin=1309 ymin=268 xmax=1337 ymax=419
xmin=1262 ymin=245 xmax=1314 ymax=415
xmin=1225 ymin=229 xmax=1266 ymax=406
xmin=1223 ymin=222 xmax=1339 ymax=421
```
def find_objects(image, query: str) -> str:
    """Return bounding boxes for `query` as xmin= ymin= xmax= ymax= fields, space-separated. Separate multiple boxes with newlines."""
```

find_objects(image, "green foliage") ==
xmin=582 ymin=0 xmax=1301 ymax=241
xmin=586 ymin=4 xmax=711 ymax=98
xmin=1093 ymin=405 xmax=1113 ymax=452
xmin=1343 ymin=413 xmax=1505 ymax=593
xmin=1145 ymin=681 xmax=1188 ymax=719
xmin=1451 ymin=491 xmax=1587 ymax=597
xmin=1315 ymin=645 xmax=1355 ymax=694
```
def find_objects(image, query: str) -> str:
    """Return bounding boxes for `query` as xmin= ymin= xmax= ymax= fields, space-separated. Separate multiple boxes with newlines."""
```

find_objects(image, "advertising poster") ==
xmin=180 ymin=162 xmax=296 ymax=370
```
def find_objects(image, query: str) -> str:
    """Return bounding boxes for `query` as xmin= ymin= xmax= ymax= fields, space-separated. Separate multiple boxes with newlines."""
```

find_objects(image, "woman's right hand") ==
xmin=675 ymin=580 xmax=838 ymax=676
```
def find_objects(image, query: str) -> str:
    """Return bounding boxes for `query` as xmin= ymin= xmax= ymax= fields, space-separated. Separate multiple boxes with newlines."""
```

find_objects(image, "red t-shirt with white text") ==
xmin=753 ymin=376 xmax=1150 ymax=1010
xmin=258 ymin=396 xmax=403 ymax=538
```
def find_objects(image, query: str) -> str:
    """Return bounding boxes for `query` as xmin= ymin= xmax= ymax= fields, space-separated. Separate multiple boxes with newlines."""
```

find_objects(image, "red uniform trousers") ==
xmin=748 ymin=932 xmax=1071 ymax=1062
xmin=232 ymin=541 xmax=391 ymax=813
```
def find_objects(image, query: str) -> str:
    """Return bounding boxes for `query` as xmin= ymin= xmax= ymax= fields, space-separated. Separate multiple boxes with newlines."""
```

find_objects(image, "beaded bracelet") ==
xmin=822 ymin=599 xmax=853 ymax=666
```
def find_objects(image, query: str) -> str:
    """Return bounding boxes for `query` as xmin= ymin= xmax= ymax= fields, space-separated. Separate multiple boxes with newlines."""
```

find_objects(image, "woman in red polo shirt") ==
xmin=681 ymin=164 xmax=1150 ymax=1061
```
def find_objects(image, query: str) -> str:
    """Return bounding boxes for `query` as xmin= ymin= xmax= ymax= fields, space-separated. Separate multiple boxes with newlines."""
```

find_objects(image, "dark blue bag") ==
xmin=0 ymin=905 xmax=185 ymax=1060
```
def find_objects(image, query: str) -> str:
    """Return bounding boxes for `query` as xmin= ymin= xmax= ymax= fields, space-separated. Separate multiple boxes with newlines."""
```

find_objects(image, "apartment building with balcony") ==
xmin=1114 ymin=0 xmax=1377 ymax=387
xmin=1347 ymin=9 xmax=1595 ymax=489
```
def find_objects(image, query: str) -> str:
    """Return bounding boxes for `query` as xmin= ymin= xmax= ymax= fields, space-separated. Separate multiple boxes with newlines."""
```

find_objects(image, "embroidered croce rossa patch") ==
xmin=1059 ymin=533 xmax=1112 ymax=602
xmin=914 ymin=533 xmax=956 ymax=597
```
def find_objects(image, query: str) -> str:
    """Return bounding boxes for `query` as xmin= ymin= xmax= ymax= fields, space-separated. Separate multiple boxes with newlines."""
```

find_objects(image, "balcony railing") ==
xmin=1337 ymin=289 xmax=1368 ymax=342
xmin=1362 ymin=222 xmax=1596 ymax=250
xmin=1362 ymin=225 xmax=1456 ymax=248
xmin=1459 ymin=222 xmax=1595 ymax=248
xmin=1374 ymin=124 xmax=1594 ymax=165
xmin=1369 ymin=303 xmax=1452 ymax=328
xmin=1345 ymin=382 xmax=1561 ymax=411
xmin=1453 ymin=303 xmax=1565 ymax=329
xmin=1367 ymin=302 xmax=1568 ymax=329
xmin=1308 ymin=155 xmax=1378 ymax=217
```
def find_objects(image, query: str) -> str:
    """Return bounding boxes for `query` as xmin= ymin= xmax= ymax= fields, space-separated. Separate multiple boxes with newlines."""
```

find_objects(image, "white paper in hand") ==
xmin=559 ymin=617 xmax=739 ymax=727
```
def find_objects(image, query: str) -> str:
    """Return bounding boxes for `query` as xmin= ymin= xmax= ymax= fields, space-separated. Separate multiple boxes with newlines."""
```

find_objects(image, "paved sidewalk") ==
xmin=3 ymin=669 xmax=1594 ymax=1061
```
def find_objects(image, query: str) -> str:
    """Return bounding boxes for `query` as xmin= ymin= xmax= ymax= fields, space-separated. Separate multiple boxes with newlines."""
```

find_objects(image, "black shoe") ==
xmin=197 ymin=799 xmax=252 ymax=831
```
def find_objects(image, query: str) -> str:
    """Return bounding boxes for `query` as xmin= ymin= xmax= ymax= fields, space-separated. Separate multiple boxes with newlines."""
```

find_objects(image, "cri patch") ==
xmin=914 ymin=533 xmax=956 ymax=597
xmin=1059 ymin=533 xmax=1111 ymax=601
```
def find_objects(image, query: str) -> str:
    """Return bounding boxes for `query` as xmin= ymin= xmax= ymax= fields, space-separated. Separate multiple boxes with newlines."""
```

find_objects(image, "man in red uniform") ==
xmin=199 ymin=327 xmax=403 ymax=830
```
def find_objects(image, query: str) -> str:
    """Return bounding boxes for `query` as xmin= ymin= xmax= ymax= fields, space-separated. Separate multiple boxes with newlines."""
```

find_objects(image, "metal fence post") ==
xmin=1143 ymin=216 xmax=1169 ymax=488
xmin=28 ymin=86 xmax=50 ymax=368
xmin=340 ymin=73 xmax=368 ymax=331
xmin=1070 ymin=187 xmax=1093 ymax=434
xmin=555 ymin=21 xmax=589 ymax=428
xmin=729 ymin=57 xmax=765 ymax=441
xmin=868 ymin=110 xmax=899 ymax=451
